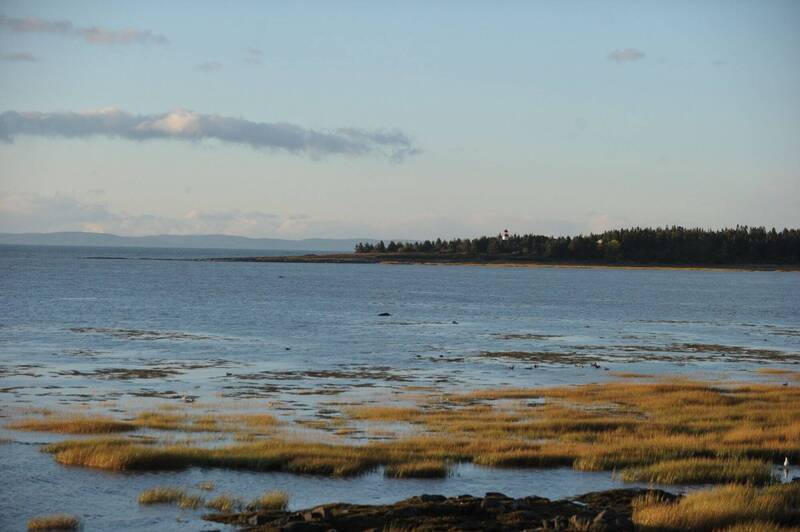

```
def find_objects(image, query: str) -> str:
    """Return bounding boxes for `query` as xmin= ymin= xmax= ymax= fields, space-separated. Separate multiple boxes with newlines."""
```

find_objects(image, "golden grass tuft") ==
xmin=249 ymin=490 xmax=289 ymax=511
xmin=137 ymin=486 xmax=204 ymax=509
xmin=608 ymin=372 xmax=656 ymax=379
xmin=177 ymin=494 xmax=204 ymax=509
xmin=756 ymin=368 xmax=798 ymax=376
xmin=196 ymin=480 xmax=215 ymax=491
xmin=632 ymin=483 xmax=800 ymax=531
xmin=206 ymin=494 xmax=243 ymax=513
xmin=26 ymin=514 xmax=80 ymax=531
xmin=138 ymin=487 xmax=185 ymax=504
xmin=9 ymin=415 xmax=134 ymax=434
xmin=385 ymin=460 xmax=449 ymax=478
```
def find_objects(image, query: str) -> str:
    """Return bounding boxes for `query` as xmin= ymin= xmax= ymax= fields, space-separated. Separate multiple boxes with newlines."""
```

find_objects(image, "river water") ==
xmin=1 ymin=245 xmax=798 ymax=530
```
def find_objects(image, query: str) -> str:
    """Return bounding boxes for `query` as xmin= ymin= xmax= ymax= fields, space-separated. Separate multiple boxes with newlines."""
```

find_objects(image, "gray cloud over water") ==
xmin=0 ymin=108 xmax=419 ymax=161
xmin=0 ymin=14 xmax=168 ymax=46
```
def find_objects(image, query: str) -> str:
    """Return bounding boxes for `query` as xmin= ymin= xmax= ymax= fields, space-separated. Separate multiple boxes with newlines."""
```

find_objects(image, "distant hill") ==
xmin=0 ymin=232 xmax=377 ymax=252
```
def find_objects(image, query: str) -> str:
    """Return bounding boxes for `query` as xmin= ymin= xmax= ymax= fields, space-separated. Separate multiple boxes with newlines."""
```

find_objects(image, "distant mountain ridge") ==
xmin=0 ymin=232 xmax=378 ymax=252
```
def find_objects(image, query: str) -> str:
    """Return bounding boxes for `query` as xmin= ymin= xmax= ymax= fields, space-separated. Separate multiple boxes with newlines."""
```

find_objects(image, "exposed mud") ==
xmin=68 ymin=327 xmax=218 ymax=341
xmin=54 ymin=367 xmax=184 ymax=379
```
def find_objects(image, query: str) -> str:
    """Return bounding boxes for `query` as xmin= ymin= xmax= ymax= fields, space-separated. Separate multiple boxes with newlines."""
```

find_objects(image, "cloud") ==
xmin=587 ymin=211 xmax=630 ymax=233
xmin=194 ymin=61 xmax=222 ymax=72
xmin=607 ymin=48 xmax=645 ymax=63
xmin=246 ymin=47 xmax=263 ymax=65
xmin=0 ymin=192 xmax=596 ymax=239
xmin=0 ymin=192 xmax=284 ymax=236
xmin=0 ymin=14 xmax=167 ymax=46
xmin=0 ymin=51 xmax=38 ymax=61
xmin=0 ymin=107 xmax=419 ymax=161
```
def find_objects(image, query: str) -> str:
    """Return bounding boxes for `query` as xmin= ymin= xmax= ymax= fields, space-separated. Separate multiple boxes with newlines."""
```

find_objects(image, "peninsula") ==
xmin=210 ymin=226 xmax=800 ymax=270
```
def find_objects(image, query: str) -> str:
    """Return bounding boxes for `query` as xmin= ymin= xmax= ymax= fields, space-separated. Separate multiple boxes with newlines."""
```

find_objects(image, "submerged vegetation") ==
xmin=22 ymin=381 xmax=798 ymax=487
xmin=355 ymin=226 xmax=800 ymax=265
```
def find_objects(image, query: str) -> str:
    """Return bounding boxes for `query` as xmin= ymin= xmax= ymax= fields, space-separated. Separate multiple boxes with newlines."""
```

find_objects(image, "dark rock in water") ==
xmin=204 ymin=488 xmax=670 ymax=531
xmin=281 ymin=521 xmax=323 ymax=532
xmin=416 ymin=494 xmax=447 ymax=503
xmin=378 ymin=312 xmax=391 ymax=316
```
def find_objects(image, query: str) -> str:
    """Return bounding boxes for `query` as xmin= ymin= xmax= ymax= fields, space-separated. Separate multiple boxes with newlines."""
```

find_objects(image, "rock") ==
xmin=480 ymin=498 xmax=505 ymax=511
xmin=417 ymin=494 xmax=446 ymax=503
xmin=248 ymin=514 xmax=272 ymax=526
xmin=204 ymin=488 xmax=652 ymax=531
xmin=378 ymin=312 xmax=391 ymax=316
xmin=280 ymin=522 xmax=324 ymax=532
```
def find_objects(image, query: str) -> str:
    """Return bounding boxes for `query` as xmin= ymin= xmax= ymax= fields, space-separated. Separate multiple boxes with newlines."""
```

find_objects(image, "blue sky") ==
xmin=1 ymin=1 xmax=798 ymax=238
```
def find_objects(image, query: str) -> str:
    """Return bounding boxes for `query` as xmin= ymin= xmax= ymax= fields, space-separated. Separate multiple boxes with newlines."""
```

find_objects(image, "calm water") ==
xmin=1 ymin=245 xmax=799 ymax=530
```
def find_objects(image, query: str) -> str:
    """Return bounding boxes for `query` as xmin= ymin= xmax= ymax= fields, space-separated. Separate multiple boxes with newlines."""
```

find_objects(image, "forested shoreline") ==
xmin=354 ymin=227 xmax=800 ymax=265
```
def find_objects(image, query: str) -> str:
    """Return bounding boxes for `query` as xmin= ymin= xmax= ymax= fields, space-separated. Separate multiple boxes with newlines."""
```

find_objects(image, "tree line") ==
xmin=354 ymin=226 xmax=800 ymax=264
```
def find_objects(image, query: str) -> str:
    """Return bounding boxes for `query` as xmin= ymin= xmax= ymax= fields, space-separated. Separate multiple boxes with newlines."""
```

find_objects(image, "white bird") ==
xmin=181 ymin=395 xmax=194 ymax=403
xmin=785 ymin=457 xmax=790 ymax=468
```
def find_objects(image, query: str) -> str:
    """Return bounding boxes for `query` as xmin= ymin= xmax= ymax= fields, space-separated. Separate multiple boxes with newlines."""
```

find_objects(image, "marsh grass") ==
xmin=608 ymin=372 xmax=656 ymax=379
xmin=138 ymin=487 xmax=184 ymax=504
xmin=38 ymin=381 xmax=800 ymax=485
xmin=384 ymin=460 xmax=449 ymax=478
xmin=133 ymin=412 xmax=269 ymax=433
xmin=9 ymin=416 xmax=134 ymax=434
xmin=619 ymin=458 xmax=773 ymax=484
xmin=177 ymin=494 xmax=204 ymax=509
xmin=26 ymin=514 xmax=80 ymax=530
xmin=248 ymin=490 xmax=289 ymax=511
xmin=206 ymin=494 xmax=243 ymax=513
xmin=756 ymin=368 xmax=798 ymax=376
xmin=632 ymin=483 xmax=800 ymax=531
xmin=137 ymin=486 xmax=204 ymax=509
xmin=719 ymin=523 xmax=800 ymax=532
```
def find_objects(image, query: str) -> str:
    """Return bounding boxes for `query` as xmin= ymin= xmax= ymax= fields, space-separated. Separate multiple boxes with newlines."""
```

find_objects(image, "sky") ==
xmin=0 ymin=1 xmax=798 ymax=239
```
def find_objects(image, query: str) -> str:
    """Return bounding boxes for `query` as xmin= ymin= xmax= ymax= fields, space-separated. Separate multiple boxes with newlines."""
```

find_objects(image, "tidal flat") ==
xmin=1 ymin=245 xmax=799 ymax=530
xmin=4 ymin=377 xmax=800 ymax=530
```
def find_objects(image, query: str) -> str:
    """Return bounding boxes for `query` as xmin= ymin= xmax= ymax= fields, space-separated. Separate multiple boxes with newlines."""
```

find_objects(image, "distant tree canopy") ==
xmin=355 ymin=227 xmax=800 ymax=265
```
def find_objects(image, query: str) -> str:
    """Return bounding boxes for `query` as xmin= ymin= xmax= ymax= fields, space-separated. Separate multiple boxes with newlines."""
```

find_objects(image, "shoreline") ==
xmin=206 ymin=253 xmax=800 ymax=272
xmin=204 ymin=488 xmax=669 ymax=531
